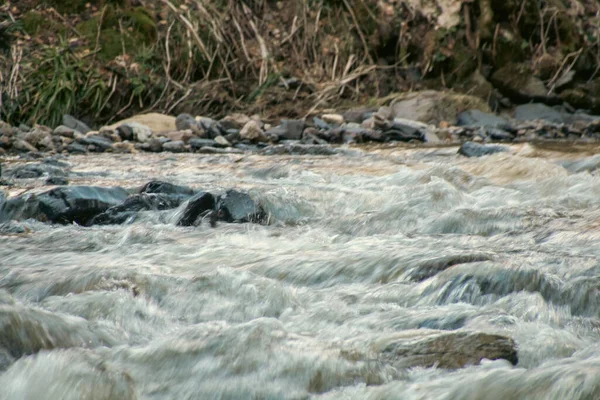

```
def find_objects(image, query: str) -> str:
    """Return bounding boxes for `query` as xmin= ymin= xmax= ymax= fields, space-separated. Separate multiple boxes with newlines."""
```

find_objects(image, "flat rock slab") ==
xmin=458 ymin=142 xmax=510 ymax=158
xmin=374 ymin=330 xmax=518 ymax=369
xmin=103 ymin=113 xmax=176 ymax=133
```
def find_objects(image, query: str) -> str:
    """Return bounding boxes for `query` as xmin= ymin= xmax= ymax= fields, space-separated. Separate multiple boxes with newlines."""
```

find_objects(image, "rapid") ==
xmin=3 ymin=142 xmax=600 ymax=399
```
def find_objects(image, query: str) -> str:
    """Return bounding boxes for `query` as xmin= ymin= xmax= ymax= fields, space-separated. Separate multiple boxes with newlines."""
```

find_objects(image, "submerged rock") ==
xmin=376 ymin=330 xmax=518 ymax=369
xmin=458 ymin=142 xmax=510 ymax=158
xmin=7 ymin=163 xmax=67 ymax=179
xmin=0 ymin=186 xmax=129 ymax=225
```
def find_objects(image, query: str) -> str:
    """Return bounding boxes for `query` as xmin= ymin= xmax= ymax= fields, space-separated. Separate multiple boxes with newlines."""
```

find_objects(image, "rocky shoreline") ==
xmin=1 ymin=91 xmax=599 ymax=162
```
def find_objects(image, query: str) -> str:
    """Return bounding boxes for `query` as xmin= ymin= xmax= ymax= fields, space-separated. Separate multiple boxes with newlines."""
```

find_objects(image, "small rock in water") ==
xmin=376 ymin=330 xmax=518 ymax=369
xmin=62 ymin=114 xmax=91 ymax=134
xmin=177 ymin=191 xmax=216 ymax=226
xmin=458 ymin=141 xmax=509 ymax=158
xmin=218 ymin=189 xmax=265 ymax=223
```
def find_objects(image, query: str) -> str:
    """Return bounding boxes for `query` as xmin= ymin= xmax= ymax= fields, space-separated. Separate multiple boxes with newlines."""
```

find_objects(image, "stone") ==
xmin=456 ymin=110 xmax=513 ymax=130
xmin=77 ymin=134 xmax=113 ymax=151
xmin=66 ymin=143 xmax=88 ymax=154
xmin=104 ymin=113 xmax=176 ymax=133
xmin=0 ymin=186 xmax=129 ymax=225
xmin=7 ymin=163 xmax=67 ymax=179
xmin=162 ymin=140 xmax=186 ymax=153
xmin=266 ymin=120 xmax=305 ymax=141
xmin=189 ymin=138 xmax=218 ymax=150
xmin=144 ymin=139 xmax=163 ymax=153
xmin=52 ymin=125 xmax=77 ymax=138
xmin=458 ymin=141 xmax=510 ymax=158
xmin=343 ymin=109 xmax=371 ymax=124
xmin=12 ymin=140 xmax=37 ymax=153
xmin=217 ymin=190 xmax=265 ymax=223
xmin=514 ymin=103 xmax=564 ymax=124
xmin=312 ymin=117 xmax=330 ymax=130
xmin=175 ymin=113 xmax=203 ymax=135
xmin=240 ymin=120 xmax=268 ymax=142
xmin=214 ymin=135 xmax=231 ymax=147
xmin=63 ymin=114 xmax=91 ymax=134
xmin=44 ymin=176 xmax=69 ymax=186
xmin=321 ymin=114 xmax=344 ymax=125
xmin=220 ymin=113 xmax=251 ymax=129
xmin=22 ymin=126 xmax=53 ymax=148
xmin=491 ymin=64 xmax=556 ymax=103
xmin=166 ymin=130 xmax=194 ymax=143
xmin=177 ymin=191 xmax=216 ymax=227
xmin=118 ymin=122 xmax=152 ymax=143
xmin=139 ymin=180 xmax=195 ymax=197
xmin=91 ymin=193 xmax=184 ymax=225
xmin=197 ymin=117 xmax=223 ymax=138
xmin=374 ymin=330 xmax=518 ymax=369
xmin=196 ymin=146 xmax=244 ymax=154
xmin=391 ymin=91 xmax=490 ymax=125
xmin=261 ymin=143 xmax=337 ymax=156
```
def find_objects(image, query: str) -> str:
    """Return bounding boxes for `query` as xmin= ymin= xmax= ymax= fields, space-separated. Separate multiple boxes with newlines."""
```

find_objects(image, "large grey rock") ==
xmin=0 ymin=186 xmax=129 ymax=225
xmin=391 ymin=91 xmax=490 ymax=125
xmin=458 ymin=142 xmax=510 ymax=158
xmin=514 ymin=103 xmax=564 ymax=123
xmin=188 ymin=138 xmax=218 ymax=150
xmin=375 ymin=330 xmax=518 ymax=369
xmin=77 ymin=135 xmax=113 ymax=151
xmin=384 ymin=118 xmax=430 ymax=142
xmin=456 ymin=110 xmax=512 ymax=130
xmin=62 ymin=114 xmax=91 ymax=134
xmin=266 ymin=120 xmax=305 ymax=141
xmin=175 ymin=113 xmax=205 ymax=137
xmin=162 ymin=140 xmax=186 ymax=153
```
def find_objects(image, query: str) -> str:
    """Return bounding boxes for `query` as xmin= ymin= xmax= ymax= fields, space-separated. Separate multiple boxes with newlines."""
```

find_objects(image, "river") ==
xmin=2 ymin=142 xmax=600 ymax=399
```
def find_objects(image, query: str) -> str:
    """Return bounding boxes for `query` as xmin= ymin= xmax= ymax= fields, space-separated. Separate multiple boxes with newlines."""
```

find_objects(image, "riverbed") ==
xmin=2 ymin=143 xmax=600 ymax=399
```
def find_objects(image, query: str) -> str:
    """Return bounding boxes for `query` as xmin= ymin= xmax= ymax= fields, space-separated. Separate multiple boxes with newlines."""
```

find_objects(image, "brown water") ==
xmin=2 ymin=143 xmax=600 ymax=399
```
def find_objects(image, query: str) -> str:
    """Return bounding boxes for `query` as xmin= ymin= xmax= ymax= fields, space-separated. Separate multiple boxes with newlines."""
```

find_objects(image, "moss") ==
xmin=123 ymin=7 xmax=157 ymax=43
xmin=21 ymin=11 xmax=45 ymax=36
xmin=45 ymin=0 xmax=127 ymax=14
xmin=490 ymin=63 xmax=531 ymax=90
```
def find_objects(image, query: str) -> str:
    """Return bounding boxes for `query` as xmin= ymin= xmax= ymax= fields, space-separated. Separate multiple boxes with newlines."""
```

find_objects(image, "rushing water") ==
xmin=3 ymin=143 xmax=600 ymax=399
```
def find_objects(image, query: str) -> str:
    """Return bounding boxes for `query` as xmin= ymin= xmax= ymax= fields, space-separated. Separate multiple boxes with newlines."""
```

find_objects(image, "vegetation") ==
xmin=0 ymin=0 xmax=599 ymax=127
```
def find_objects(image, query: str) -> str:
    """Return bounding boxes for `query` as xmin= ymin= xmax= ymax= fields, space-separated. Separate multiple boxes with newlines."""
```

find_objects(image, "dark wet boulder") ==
xmin=458 ymin=142 xmax=509 ymax=158
xmin=91 ymin=193 xmax=184 ymax=225
xmin=139 ymin=180 xmax=195 ymax=197
xmin=44 ymin=176 xmax=69 ymax=186
xmin=0 ymin=186 xmax=129 ymax=225
xmin=177 ymin=191 xmax=216 ymax=226
xmin=376 ymin=330 xmax=518 ymax=369
xmin=382 ymin=118 xmax=427 ymax=142
xmin=77 ymin=135 xmax=113 ymax=151
xmin=7 ymin=163 xmax=67 ymax=179
xmin=189 ymin=138 xmax=218 ymax=150
xmin=218 ymin=189 xmax=265 ymax=223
